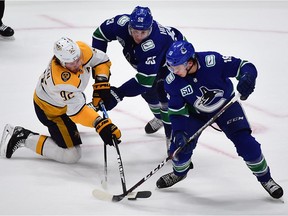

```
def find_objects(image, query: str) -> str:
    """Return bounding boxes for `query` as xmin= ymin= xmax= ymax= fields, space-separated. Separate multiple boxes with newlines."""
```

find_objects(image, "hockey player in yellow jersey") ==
xmin=0 ymin=37 xmax=121 ymax=163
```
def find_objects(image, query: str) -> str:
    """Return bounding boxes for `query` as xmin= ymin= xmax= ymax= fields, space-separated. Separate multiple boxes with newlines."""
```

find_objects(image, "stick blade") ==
xmin=92 ymin=189 xmax=113 ymax=201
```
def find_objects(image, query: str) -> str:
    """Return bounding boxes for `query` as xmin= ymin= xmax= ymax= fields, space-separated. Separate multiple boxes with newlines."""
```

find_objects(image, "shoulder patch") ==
xmin=61 ymin=72 xmax=71 ymax=82
xmin=205 ymin=55 xmax=216 ymax=67
xmin=141 ymin=39 xmax=155 ymax=52
xmin=180 ymin=85 xmax=193 ymax=97
xmin=117 ymin=15 xmax=130 ymax=26
xmin=166 ymin=72 xmax=175 ymax=84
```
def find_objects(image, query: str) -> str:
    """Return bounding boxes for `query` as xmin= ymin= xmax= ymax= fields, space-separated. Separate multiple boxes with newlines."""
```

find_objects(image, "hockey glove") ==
xmin=237 ymin=72 xmax=256 ymax=100
xmin=103 ymin=86 xmax=124 ymax=110
xmin=172 ymin=131 xmax=191 ymax=154
xmin=92 ymin=80 xmax=111 ymax=108
xmin=95 ymin=117 xmax=121 ymax=146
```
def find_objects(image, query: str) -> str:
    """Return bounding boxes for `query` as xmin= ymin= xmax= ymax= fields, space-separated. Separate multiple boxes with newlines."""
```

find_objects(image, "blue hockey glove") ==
xmin=172 ymin=131 xmax=191 ymax=154
xmin=237 ymin=72 xmax=256 ymax=100
xmin=103 ymin=86 xmax=124 ymax=110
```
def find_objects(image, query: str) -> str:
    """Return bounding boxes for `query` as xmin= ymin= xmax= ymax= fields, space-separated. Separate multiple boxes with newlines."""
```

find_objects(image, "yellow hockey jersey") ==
xmin=34 ymin=41 xmax=111 ymax=128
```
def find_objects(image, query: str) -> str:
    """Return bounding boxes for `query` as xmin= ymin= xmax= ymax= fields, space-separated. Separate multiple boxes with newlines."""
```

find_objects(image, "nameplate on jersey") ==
xmin=205 ymin=55 xmax=216 ymax=67
xmin=180 ymin=85 xmax=193 ymax=97
xmin=141 ymin=40 xmax=155 ymax=52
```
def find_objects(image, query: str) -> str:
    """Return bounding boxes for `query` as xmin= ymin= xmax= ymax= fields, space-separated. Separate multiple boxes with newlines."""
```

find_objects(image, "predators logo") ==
xmin=55 ymin=43 xmax=62 ymax=51
xmin=61 ymin=72 xmax=71 ymax=82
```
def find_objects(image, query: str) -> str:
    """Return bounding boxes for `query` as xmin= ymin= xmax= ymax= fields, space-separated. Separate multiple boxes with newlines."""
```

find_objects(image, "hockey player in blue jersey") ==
xmin=92 ymin=6 xmax=185 ymax=150
xmin=156 ymin=40 xmax=283 ymax=199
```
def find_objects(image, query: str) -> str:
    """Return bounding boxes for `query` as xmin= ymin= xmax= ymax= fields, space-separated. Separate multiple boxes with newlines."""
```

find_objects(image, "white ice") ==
xmin=0 ymin=1 xmax=288 ymax=215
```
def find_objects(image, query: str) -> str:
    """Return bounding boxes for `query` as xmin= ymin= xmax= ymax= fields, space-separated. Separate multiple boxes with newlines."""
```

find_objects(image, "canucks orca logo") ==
xmin=194 ymin=87 xmax=226 ymax=113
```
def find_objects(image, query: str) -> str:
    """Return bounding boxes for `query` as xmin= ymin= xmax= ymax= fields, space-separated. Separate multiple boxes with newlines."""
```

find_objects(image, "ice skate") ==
xmin=0 ymin=124 xmax=35 ymax=158
xmin=0 ymin=24 xmax=14 ymax=39
xmin=156 ymin=172 xmax=187 ymax=189
xmin=261 ymin=178 xmax=283 ymax=199
xmin=145 ymin=117 xmax=163 ymax=134
xmin=0 ymin=124 xmax=14 ymax=156
xmin=156 ymin=162 xmax=193 ymax=188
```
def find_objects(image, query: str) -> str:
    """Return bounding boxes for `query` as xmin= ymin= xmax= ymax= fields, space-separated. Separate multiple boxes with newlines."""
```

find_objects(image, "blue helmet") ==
xmin=129 ymin=6 xmax=153 ymax=30
xmin=166 ymin=41 xmax=195 ymax=67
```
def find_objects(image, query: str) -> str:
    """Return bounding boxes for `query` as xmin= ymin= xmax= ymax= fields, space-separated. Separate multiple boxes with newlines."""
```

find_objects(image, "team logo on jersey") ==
xmin=166 ymin=72 xmax=175 ymax=84
xmin=145 ymin=56 xmax=156 ymax=65
xmin=180 ymin=85 xmax=193 ymax=97
xmin=61 ymin=72 xmax=71 ymax=82
xmin=205 ymin=55 xmax=216 ymax=67
xmin=194 ymin=86 xmax=225 ymax=113
xmin=141 ymin=40 xmax=155 ymax=52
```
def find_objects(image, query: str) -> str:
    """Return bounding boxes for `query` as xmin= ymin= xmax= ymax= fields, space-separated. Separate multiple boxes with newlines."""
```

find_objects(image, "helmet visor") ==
xmin=167 ymin=61 xmax=188 ymax=73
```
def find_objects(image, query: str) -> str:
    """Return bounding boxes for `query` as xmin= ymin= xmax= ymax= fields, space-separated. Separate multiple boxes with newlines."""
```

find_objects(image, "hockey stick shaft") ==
xmin=116 ymin=93 xmax=240 ymax=198
xmin=104 ymin=145 xmax=108 ymax=183
xmin=100 ymin=103 xmax=128 ymax=194
xmin=113 ymin=136 xmax=127 ymax=193
xmin=99 ymin=102 xmax=108 ymax=187
xmin=87 ymin=102 xmax=108 ymax=187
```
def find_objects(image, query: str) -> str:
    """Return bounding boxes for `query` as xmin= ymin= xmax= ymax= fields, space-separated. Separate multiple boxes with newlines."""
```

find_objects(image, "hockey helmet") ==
xmin=166 ymin=40 xmax=195 ymax=67
xmin=129 ymin=6 xmax=153 ymax=30
xmin=54 ymin=37 xmax=81 ymax=63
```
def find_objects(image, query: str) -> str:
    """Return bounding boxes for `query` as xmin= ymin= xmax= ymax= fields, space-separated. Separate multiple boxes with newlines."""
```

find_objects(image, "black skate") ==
xmin=0 ymin=24 xmax=14 ymax=38
xmin=261 ymin=178 xmax=284 ymax=199
xmin=145 ymin=117 xmax=163 ymax=134
xmin=156 ymin=172 xmax=187 ymax=189
xmin=0 ymin=124 xmax=35 ymax=158
xmin=156 ymin=163 xmax=193 ymax=188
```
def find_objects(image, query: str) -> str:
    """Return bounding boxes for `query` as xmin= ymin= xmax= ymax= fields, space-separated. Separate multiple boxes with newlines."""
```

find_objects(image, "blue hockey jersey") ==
xmin=92 ymin=14 xmax=185 ymax=96
xmin=165 ymin=51 xmax=257 ymax=132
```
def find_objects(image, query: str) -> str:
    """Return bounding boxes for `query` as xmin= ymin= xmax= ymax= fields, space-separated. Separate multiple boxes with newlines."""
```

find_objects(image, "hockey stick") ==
xmin=99 ymin=102 xmax=127 ymax=193
xmin=99 ymin=102 xmax=108 ymax=189
xmin=93 ymin=93 xmax=240 ymax=202
xmin=93 ymin=103 xmax=152 ymax=201
xmin=87 ymin=102 xmax=108 ymax=189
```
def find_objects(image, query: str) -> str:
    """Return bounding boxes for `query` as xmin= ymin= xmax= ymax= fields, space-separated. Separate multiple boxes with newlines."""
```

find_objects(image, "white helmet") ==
xmin=54 ymin=37 xmax=81 ymax=63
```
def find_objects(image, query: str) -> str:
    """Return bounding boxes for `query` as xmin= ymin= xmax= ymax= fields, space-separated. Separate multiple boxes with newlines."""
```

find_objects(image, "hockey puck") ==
xmin=127 ymin=197 xmax=137 ymax=201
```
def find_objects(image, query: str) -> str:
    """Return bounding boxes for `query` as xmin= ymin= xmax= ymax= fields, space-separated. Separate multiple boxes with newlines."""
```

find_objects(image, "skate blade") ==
xmin=0 ymin=124 xmax=14 ymax=157
xmin=0 ymin=35 xmax=15 ymax=41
